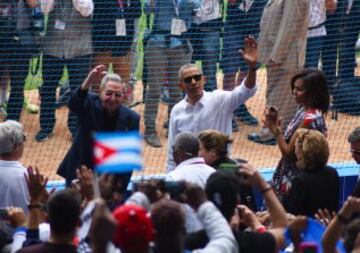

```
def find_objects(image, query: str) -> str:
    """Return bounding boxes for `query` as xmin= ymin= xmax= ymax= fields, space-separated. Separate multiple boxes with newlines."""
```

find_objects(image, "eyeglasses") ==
xmin=104 ymin=91 xmax=125 ymax=98
xmin=183 ymin=74 xmax=202 ymax=84
xmin=349 ymin=148 xmax=360 ymax=155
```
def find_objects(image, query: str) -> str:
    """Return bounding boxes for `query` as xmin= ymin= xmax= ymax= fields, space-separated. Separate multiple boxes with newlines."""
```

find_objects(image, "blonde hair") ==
xmin=295 ymin=128 xmax=329 ymax=170
xmin=198 ymin=129 xmax=233 ymax=158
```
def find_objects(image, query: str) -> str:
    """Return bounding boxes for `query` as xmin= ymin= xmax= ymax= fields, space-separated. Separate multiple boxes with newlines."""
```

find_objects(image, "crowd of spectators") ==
xmin=0 ymin=122 xmax=359 ymax=252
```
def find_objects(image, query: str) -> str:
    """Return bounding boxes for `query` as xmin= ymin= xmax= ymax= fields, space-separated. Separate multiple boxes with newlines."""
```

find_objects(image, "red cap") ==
xmin=112 ymin=204 xmax=154 ymax=252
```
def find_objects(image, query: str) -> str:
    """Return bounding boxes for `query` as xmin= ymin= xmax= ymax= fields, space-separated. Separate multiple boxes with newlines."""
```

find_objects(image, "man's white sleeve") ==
xmin=221 ymin=78 xmax=257 ymax=113
xmin=167 ymin=112 xmax=177 ymax=171
xmin=194 ymin=202 xmax=238 ymax=253
xmin=11 ymin=228 xmax=26 ymax=253
xmin=72 ymin=0 xmax=94 ymax=17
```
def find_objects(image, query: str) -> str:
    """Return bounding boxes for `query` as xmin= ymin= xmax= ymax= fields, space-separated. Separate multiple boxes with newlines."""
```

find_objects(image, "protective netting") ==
xmin=0 ymin=0 xmax=359 ymax=180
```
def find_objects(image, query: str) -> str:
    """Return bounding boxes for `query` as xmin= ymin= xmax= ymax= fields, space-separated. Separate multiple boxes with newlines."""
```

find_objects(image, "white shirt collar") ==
xmin=184 ymin=91 xmax=207 ymax=108
xmin=175 ymin=157 xmax=206 ymax=169
xmin=0 ymin=160 xmax=25 ymax=169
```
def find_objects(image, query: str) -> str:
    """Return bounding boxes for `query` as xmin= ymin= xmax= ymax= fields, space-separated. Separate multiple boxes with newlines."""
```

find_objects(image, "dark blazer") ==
xmin=284 ymin=165 xmax=339 ymax=217
xmin=57 ymin=87 xmax=140 ymax=184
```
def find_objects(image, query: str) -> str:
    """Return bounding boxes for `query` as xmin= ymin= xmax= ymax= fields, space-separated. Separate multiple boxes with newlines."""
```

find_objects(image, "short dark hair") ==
xmin=348 ymin=127 xmax=360 ymax=144
xmin=290 ymin=69 xmax=330 ymax=114
xmin=173 ymin=132 xmax=199 ymax=158
xmin=205 ymin=171 xmax=239 ymax=221
xmin=344 ymin=217 xmax=360 ymax=253
xmin=151 ymin=199 xmax=185 ymax=237
xmin=47 ymin=189 xmax=81 ymax=235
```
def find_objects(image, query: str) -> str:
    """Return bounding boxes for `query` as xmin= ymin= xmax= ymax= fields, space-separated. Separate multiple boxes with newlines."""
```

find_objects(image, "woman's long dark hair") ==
xmin=290 ymin=69 xmax=330 ymax=114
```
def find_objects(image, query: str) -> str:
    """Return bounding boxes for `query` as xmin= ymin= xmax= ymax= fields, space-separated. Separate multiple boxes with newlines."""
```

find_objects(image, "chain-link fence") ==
xmin=0 ymin=0 xmax=359 ymax=180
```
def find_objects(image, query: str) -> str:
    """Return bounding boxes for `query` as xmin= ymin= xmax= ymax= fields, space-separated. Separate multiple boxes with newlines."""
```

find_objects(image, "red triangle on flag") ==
xmin=94 ymin=140 xmax=117 ymax=165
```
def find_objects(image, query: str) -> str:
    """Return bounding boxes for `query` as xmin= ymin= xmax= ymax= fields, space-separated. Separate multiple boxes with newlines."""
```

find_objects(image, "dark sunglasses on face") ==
xmin=183 ymin=74 xmax=202 ymax=84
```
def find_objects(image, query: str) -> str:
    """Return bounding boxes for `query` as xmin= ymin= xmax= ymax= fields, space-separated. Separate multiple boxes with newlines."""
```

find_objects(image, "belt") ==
xmin=308 ymin=22 xmax=325 ymax=30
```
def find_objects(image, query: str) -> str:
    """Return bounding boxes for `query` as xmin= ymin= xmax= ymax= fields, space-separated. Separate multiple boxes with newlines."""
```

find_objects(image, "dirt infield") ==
xmin=2 ymin=69 xmax=359 ymax=180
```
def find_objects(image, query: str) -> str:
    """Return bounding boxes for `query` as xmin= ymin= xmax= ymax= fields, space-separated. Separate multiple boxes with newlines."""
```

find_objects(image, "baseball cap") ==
xmin=112 ymin=204 xmax=154 ymax=252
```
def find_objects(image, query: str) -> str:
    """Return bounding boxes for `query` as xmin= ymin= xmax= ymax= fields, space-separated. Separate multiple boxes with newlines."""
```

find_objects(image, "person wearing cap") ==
xmin=167 ymin=36 xmax=258 ymax=170
xmin=112 ymin=204 xmax=154 ymax=253
xmin=165 ymin=132 xmax=215 ymax=189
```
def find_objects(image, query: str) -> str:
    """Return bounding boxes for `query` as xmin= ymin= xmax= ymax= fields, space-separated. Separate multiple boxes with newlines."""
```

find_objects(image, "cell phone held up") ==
xmin=218 ymin=162 xmax=248 ymax=181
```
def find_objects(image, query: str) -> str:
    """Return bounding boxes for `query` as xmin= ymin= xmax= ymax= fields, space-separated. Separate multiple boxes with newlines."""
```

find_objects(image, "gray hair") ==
xmin=100 ymin=73 xmax=125 ymax=90
xmin=348 ymin=127 xmax=360 ymax=143
xmin=0 ymin=120 xmax=24 ymax=156
xmin=173 ymin=132 xmax=199 ymax=157
xmin=178 ymin=63 xmax=203 ymax=81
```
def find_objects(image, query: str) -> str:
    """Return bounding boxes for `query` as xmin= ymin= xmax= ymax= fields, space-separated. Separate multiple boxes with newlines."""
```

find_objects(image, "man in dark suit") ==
xmin=57 ymin=65 xmax=140 ymax=189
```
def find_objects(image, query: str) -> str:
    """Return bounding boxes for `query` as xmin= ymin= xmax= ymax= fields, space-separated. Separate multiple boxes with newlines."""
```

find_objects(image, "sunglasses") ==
xmin=183 ymin=74 xmax=202 ymax=84
xmin=349 ymin=148 xmax=360 ymax=155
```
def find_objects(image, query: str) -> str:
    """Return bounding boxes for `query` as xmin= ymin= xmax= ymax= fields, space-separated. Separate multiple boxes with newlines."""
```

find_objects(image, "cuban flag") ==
xmin=94 ymin=131 xmax=143 ymax=174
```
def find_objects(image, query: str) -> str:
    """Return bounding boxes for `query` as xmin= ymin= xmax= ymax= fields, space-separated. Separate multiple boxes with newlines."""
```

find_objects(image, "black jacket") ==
xmin=284 ymin=165 xmax=340 ymax=217
xmin=57 ymin=87 xmax=140 ymax=184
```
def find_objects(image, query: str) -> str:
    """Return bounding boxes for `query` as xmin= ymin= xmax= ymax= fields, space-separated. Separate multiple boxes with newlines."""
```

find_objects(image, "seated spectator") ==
xmin=344 ymin=218 xmax=360 ymax=253
xmin=284 ymin=129 xmax=339 ymax=217
xmin=0 ymin=120 xmax=28 ymax=239
xmin=151 ymin=185 xmax=238 ymax=253
xmin=349 ymin=127 xmax=360 ymax=166
xmin=18 ymin=188 xmax=81 ymax=253
xmin=185 ymin=164 xmax=288 ymax=253
xmin=112 ymin=204 xmax=154 ymax=253
xmin=165 ymin=132 xmax=215 ymax=188
xmin=322 ymin=196 xmax=360 ymax=253
xmin=198 ymin=129 xmax=241 ymax=169
xmin=198 ymin=129 xmax=234 ymax=168
xmin=348 ymin=127 xmax=360 ymax=197
xmin=198 ymin=129 xmax=256 ymax=210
